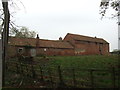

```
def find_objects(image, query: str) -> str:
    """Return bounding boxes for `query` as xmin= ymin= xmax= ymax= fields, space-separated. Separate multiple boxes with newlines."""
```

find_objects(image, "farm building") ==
xmin=6 ymin=33 xmax=109 ymax=57
xmin=64 ymin=33 xmax=109 ymax=55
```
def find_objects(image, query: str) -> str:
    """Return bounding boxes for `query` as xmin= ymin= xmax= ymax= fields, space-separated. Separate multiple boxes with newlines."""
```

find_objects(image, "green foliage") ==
xmin=10 ymin=26 xmax=36 ymax=38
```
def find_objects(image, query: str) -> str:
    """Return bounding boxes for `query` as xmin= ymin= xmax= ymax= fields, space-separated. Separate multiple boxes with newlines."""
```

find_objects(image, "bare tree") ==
xmin=0 ymin=0 xmax=25 ymax=87
xmin=0 ymin=0 xmax=25 ymax=37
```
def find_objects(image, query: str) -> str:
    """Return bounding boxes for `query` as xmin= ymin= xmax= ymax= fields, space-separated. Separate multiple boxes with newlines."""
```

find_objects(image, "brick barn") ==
xmin=64 ymin=33 xmax=109 ymax=55
xmin=7 ymin=33 xmax=109 ymax=57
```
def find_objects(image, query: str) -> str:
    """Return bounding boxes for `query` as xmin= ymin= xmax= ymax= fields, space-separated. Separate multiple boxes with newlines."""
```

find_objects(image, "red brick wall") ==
xmin=36 ymin=48 xmax=74 ymax=56
xmin=64 ymin=35 xmax=75 ymax=47
xmin=74 ymin=41 xmax=99 ymax=55
xmin=7 ymin=46 xmax=18 ymax=58
xmin=8 ymin=46 xmax=34 ymax=58
xmin=101 ymin=43 xmax=109 ymax=55
xmin=9 ymin=46 xmax=75 ymax=57
xmin=75 ymin=41 xmax=109 ymax=55
xmin=64 ymin=35 xmax=109 ymax=55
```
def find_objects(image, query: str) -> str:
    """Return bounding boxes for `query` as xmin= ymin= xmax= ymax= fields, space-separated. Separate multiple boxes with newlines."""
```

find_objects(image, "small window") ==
xmin=44 ymin=48 xmax=47 ymax=52
xmin=88 ymin=41 xmax=90 ymax=43
xmin=18 ymin=48 xmax=23 ymax=53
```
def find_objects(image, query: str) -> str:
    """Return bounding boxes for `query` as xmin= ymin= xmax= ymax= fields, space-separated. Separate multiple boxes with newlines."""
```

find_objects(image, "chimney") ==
xmin=36 ymin=34 xmax=39 ymax=48
xmin=37 ymin=34 xmax=39 ymax=39
xmin=59 ymin=37 xmax=62 ymax=41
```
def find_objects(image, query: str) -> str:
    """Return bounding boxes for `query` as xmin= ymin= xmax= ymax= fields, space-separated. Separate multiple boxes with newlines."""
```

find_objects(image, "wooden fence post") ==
xmin=39 ymin=66 xmax=44 ymax=81
xmin=90 ymin=69 xmax=94 ymax=89
xmin=111 ymin=67 xmax=115 ymax=88
xmin=72 ymin=68 xmax=76 ymax=87
xmin=25 ymin=64 xmax=28 ymax=77
xmin=16 ymin=63 xmax=19 ymax=74
xmin=20 ymin=63 xmax=23 ymax=74
xmin=48 ymin=69 xmax=53 ymax=88
xmin=31 ymin=65 xmax=36 ymax=78
xmin=57 ymin=66 xmax=65 ymax=88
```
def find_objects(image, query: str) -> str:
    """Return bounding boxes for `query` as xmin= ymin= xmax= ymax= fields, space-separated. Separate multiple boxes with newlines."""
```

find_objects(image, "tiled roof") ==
xmin=39 ymin=39 xmax=73 ymax=49
xmin=8 ymin=37 xmax=37 ymax=47
xmin=65 ymin=33 xmax=109 ymax=43
xmin=8 ymin=37 xmax=74 ymax=49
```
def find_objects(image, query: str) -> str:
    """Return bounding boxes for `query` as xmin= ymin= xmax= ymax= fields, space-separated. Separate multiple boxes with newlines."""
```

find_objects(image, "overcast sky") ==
xmin=9 ymin=0 xmax=118 ymax=51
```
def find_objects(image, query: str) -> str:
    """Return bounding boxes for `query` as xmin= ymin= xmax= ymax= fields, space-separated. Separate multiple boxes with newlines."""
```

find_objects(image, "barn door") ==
xmin=30 ymin=49 xmax=36 ymax=57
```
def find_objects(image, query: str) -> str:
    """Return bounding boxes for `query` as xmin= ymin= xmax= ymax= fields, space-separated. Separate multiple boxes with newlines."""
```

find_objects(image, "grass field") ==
xmin=37 ymin=55 xmax=119 ymax=69
xmin=35 ymin=55 xmax=119 ymax=88
xmin=5 ymin=55 xmax=119 ymax=88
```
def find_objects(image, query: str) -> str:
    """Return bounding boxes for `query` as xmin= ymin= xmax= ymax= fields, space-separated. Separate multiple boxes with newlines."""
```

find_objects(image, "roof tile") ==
xmin=8 ymin=37 xmax=74 ymax=49
xmin=65 ymin=33 xmax=108 ymax=43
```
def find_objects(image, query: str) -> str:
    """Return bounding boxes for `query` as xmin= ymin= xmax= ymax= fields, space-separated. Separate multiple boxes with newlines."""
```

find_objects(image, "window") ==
xmin=30 ymin=49 xmax=36 ymax=57
xmin=44 ymin=48 xmax=47 ymax=52
xmin=18 ymin=48 xmax=23 ymax=53
xmin=88 ymin=41 xmax=90 ymax=43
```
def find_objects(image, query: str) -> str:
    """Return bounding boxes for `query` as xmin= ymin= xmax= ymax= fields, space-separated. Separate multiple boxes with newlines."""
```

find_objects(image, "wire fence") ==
xmin=5 ymin=60 xmax=120 ymax=88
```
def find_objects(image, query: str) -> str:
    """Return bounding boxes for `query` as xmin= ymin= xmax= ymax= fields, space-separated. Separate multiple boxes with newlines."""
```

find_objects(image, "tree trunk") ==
xmin=2 ymin=1 xmax=10 ymax=87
